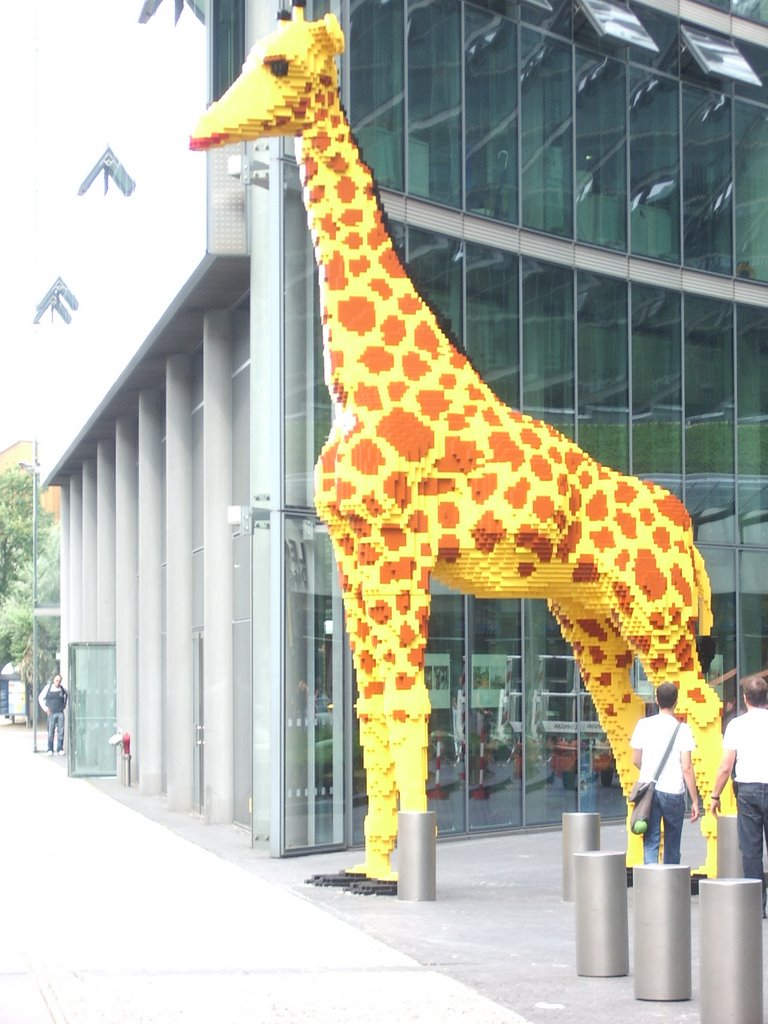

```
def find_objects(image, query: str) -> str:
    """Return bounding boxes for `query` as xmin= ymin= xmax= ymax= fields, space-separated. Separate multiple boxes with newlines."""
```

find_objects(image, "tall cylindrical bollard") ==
xmin=397 ymin=811 xmax=436 ymax=902
xmin=574 ymin=851 xmax=628 ymax=977
xmin=562 ymin=812 xmax=601 ymax=902
xmin=700 ymin=879 xmax=762 ymax=1024
xmin=633 ymin=865 xmax=691 ymax=1000
xmin=716 ymin=815 xmax=743 ymax=878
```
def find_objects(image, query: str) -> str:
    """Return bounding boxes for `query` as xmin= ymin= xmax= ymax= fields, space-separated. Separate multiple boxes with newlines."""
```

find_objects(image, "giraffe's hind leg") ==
xmin=549 ymin=600 xmax=648 ymax=864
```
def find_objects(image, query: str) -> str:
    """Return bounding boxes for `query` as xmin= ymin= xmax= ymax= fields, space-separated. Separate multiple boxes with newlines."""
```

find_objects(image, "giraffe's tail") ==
xmin=692 ymin=543 xmax=713 ymax=637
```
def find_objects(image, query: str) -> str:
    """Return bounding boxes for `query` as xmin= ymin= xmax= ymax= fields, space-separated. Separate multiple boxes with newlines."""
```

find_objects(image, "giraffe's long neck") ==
xmin=297 ymin=101 xmax=454 ymax=418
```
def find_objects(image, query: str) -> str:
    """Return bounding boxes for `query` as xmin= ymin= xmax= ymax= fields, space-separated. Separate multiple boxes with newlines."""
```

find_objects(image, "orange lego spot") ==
xmin=653 ymin=527 xmax=671 ymax=551
xmin=325 ymin=250 xmax=347 ymax=290
xmin=379 ymin=247 xmax=406 ymax=277
xmin=615 ymin=480 xmax=638 ymax=504
xmin=370 ymin=278 xmax=392 ymax=299
xmin=354 ymin=383 xmax=382 ymax=410
xmin=635 ymin=549 xmax=667 ymax=601
xmin=379 ymin=556 xmax=415 ymax=583
xmin=418 ymin=477 xmax=454 ymax=495
xmin=361 ymin=346 xmax=394 ymax=373
xmin=351 ymin=438 xmax=384 ymax=475
xmin=415 ymin=322 xmax=440 ymax=358
xmin=573 ymin=558 xmax=599 ymax=583
xmin=518 ymin=563 xmax=536 ymax=577
xmin=381 ymin=315 xmax=406 ymax=346
xmin=471 ymin=474 xmax=498 ymax=503
xmin=530 ymin=454 xmax=553 ymax=482
xmin=590 ymin=527 xmax=616 ymax=551
xmin=383 ymin=471 xmax=409 ymax=506
xmin=447 ymin=415 xmax=469 ymax=430
xmin=586 ymin=492 xmax=608 ymax=521
xmin=417 ymin=390 xmax=450 ymax=419
xmin=671 ymin=565 xmax=692 ymax=607
xmin=437 ymin=535 xmax=460 ymax=561
xmin=533 ymin=495 xmax=555 ymax=521
xmin=657 ymin=493 xmax=690 ymax=528
xmin=436 ymin=437 xmax=481 ymax=474
xmin=388 ymin=381 xmax=406 ymax=401
xmin=378 ymin=409 xmax=434 ymax=461
xmin=616 ymin=511 xmax=638 ymax=539
xmin=338 ymin=295 xmax=376 ymax=334
xmin=399 ymin=295 xmax=422 ymax=315
xmin=371 ymin=600 xmax=391 ymax=624
xmin=505 ymin=478 xmax=530 ymax=509
xmin=382 ymin=527 xmax=407 ymax=550
xmin=472 ymin=511 xmax=506 ymax=553
xmin=565 ymin=450 xmax=585 ymax=473
xmin=403 ymin=352 xmax=430 ymax=380
xmin=520 ymin=427 xmax=542 ymax=450
xmin=440 ymin=374 xmax=457 ymax=389
xmin=488 ymin=433 xmax=525 ymax=470
xmin=438 ymin=502 xmax=460 ymax=528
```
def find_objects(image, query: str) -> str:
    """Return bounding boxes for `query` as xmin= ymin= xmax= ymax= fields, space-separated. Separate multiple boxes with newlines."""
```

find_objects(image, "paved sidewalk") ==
xmin=1 ymin=720 xmax=763 ymax=1023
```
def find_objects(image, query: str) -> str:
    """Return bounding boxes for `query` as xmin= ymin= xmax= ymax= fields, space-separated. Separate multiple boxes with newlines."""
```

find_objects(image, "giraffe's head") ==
xmin=190 ymin=1 xmax=345 ymax=151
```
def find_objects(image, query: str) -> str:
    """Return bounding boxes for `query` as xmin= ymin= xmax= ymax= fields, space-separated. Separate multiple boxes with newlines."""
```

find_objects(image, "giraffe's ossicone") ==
xmin=191 ymin=0 xmax=727 ymax=881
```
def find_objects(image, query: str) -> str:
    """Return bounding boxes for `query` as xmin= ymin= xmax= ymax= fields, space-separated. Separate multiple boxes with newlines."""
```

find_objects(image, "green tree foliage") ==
xmin=0 ymin=469 xmax=59 ymax=685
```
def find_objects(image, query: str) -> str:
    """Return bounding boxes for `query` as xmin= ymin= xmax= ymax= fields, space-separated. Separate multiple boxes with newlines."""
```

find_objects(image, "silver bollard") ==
xmin=397 ymin=811 xmax=436 ymax=902
xmin=700 ymin=879 xmax=762 ymax=1024
xmin=562 ymin=812 xmax=600 ymax=902
xmin=574 ymin=851 xmax=628 ymax=977
xmin=633 ymin=865 xmax=691 ymax=1001
xmin=717 ymin=815 xmax=743 ymax=878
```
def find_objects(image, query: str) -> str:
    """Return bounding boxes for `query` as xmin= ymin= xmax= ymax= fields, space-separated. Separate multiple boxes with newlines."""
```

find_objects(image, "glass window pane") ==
xmin=575 ymin=51 xmax=627 ymax=251
xmin=733 ymin=0 xmax=768 ymax=25
xmin=350 ymin=0 xmax=405 ymax=192
xmin=283 ymin=519 xmax=344 ymax=851
xmin=737 ymin=304 xmax=768 ymax=545
xmin=684 ymin=295 xmax=735 ymax=543
xmin=522 ymin=258 xmax=574 ymax=436
xmin=629 ymin=70 xmax=680 ymax=263
xmin=407 ymin=0 xmax=462 ymax=206
xmin=740 ymin=549 xmax=768 ymax=681
xmin=735 ymin=39 xmax=768 ymax=104
xmin=579 ymin=0 xmax=658 ymax=52
xmin=426 ymin=582 xmax=466 ymax=835
xmin=627 ymin=3 xmax=679 ymax=74
xmin=682 ymin=86 xmax=732 ymax=275
xmin=211 ymin=0 xmax=245 ymax=102
xmin=284 ymin=167 xmax=328 ymax=508
xmin=681 ymin=26 xmax=761 ymax=87
xmin=465 ymin=6 xmax=518 ymax=223
xmin=469 ymin=598 xmax=522 ymax=829
xmin=699 ymin=546 xmax=736 ymax=706
xmin=465 ymin=243 xmax=519 ymax=407
xmin=521 ymin=0 xmax=572 ymax=39
xmin=735 ymin=103 xmax=768 ymax=284
xmin=521 ymin=30 xmax=573 ymax=237
xmin=407 ymin=227 xmax=464 ymax=346
xmin=631 ymin=284 xmax=682 ymax=494
xmin=577 ymin=271 xmax=629 ymax=472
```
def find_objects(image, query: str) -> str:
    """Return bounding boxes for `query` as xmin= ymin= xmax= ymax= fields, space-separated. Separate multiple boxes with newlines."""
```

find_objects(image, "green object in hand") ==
xmin=632 ymin=820 xmax=648 ymax=835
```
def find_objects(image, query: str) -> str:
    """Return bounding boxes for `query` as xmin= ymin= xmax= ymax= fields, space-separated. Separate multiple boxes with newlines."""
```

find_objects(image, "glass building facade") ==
xmin=274 ymin=0 xmax=768 ymax=853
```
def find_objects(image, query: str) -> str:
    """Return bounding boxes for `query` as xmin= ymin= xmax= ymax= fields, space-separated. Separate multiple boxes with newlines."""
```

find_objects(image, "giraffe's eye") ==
xmin=266 ymin=58 xmax=289 ymax=77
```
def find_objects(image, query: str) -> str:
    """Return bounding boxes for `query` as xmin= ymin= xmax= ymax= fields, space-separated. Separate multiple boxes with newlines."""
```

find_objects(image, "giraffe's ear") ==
xmin=318 ymin=13 xmax=345 ymax=56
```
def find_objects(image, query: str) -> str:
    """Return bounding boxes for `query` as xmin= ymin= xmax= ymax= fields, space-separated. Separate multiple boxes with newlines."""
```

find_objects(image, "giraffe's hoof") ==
xmin=346 ymin=861 xmax=398 ymax=882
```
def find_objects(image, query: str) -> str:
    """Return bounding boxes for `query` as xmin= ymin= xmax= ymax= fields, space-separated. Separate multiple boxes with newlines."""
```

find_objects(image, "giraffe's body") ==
xmin=192 ymin=3 xmax=726 ymax=881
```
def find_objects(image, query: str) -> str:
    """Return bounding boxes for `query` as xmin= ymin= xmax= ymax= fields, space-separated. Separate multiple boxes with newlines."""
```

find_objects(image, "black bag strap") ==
xmin=652 ymin=721 xmax=682 ymax=782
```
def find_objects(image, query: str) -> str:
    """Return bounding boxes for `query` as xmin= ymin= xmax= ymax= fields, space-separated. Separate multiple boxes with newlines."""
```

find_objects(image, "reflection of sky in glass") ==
xmin=579 ymin=0 xmax=659 ymax=52
xmin=681 ymin=26 xmax=762 ymax=86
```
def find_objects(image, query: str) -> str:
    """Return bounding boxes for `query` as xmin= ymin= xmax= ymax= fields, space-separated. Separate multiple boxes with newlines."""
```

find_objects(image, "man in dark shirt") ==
xmin=38 ymin=673 xmax=68 ymax=756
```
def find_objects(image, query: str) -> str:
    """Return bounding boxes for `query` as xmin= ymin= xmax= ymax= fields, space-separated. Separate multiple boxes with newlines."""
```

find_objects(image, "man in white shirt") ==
xmin=710 ymin=675 xmax=768 ymax=917
xmin=630 ymin=682 xmax=700 ymax=864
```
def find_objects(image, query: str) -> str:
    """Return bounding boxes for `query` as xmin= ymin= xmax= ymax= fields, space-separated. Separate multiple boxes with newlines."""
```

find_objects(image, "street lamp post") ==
xmin=20 ymin=441 xmax=40 ymax=753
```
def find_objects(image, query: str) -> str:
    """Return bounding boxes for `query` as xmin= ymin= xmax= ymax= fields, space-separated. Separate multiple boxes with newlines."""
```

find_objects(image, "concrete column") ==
xmin=574 ymin=851 xmax=629 ymax=977
xmin=115 ymin=416 xmax=139 ymax=772
xmin=717 ymin=815 xmax=743 ymax=878
xmin=59 ymin=485 xmax=70 ymax=678
xmin=166 ymin=354 xmax=194 ymax=812
xmin=68 ymin=474 xmax=83 ymax=645
xmin=633 ymin=865 xmax=691 ymax=1000
xmin=700 ymin=879 xmax=763 ymax=1024
xmin=81 ymin=459 xmax=97 ymax=639
xmin=562 ymin=812 xmax=600 ymax=902
xmin=138 ymin=391 xmax=164 ymax=795
xmin=203 ymin=311 xmax=234 ymax=824
xmin=96 ymin=438 xmax=116 ymax=642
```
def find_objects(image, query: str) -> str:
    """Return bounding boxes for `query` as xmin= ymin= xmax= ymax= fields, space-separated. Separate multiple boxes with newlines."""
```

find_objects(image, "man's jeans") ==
xmin=47 ymin=711 xmax=65 ymax=753
xmin=736 ymin=782 xmax=768 ymax=912
xmin=643 ymin=790 xmax=685 ymax=864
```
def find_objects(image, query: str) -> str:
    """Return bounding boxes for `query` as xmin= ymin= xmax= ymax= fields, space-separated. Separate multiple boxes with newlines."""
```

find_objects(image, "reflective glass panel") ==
xmin=684 ymin=296 xmax=735 ymax=543
xmin=524 ymin=600 xmax=578 ymax=824
xmin=698 ymin=545 xmax=737 ymax=702
xmin=577 ymin=271 xmax=628 ymax=472
xmin=211 ymin=0 xmax=245 ymax=102
xmin=284 ymin=166 xmax=328 ymax=509
xmin=680 ymin=26 xmax=761 ymax=87
xmin=631 ymin=284 xmax=682 ymax=494
xmin=521 ymin=30 xmax=573 ymax=237
xmin=522 ymin=258 xmax=575 ymax=437
xmin=579 ymin=0 xmax=658 ymax=52
xmin=735 ymin=40 xmax=768 ymax=104
xmin=734 ymin=103 xmax=768 ymax=284
xmin=739 ymin=549 xmax=768 ymax=682
xmin=575 ymin=51 xmax=627 ymax=251
xmin=465 ymin=5 xmax=518 ymax=223
xmin=682 ymin=86 xmax=732 ymax=275
xmin=350 ymin=0 xmax=405 ymax=191
xmin=283 ymin=518 xmax=344 ymax=851
xmin=407 ymin=227 xmax=464 ymax=346
xmin=68 ymin=643 xmax=117 ymax=778
xmin=407 ymin=0 xmax=461 ymax=206
xmin=469 ymin=598 xmax=522 ymax=829
xmin=737 ymin=304 xmax=768 ymax=545
xmin=733 ymin=0 xmax=768 ymax=25
xmin=465 ymin=243 xmax=519 ymax=407
xmin=627 ymin=4 xmax=678 ymax=73
xmin=521 ymin=0 xmax=572 ymax=38
xmin=629 ymin=70 xmax=680 ymax=262
xmin=426 ymin=582 xmax=466 ymax=835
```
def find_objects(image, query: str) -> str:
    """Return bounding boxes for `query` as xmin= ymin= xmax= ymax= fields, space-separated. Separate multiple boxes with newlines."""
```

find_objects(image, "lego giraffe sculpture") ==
xmin=192 ymin=1 xmax=726 ymax=880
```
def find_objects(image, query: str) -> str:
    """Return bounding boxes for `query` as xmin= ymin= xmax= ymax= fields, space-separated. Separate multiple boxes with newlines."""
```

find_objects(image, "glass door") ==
xmin=68 ymin=643 xmax=117 ymax=777
xmin=192 ymin=631 xmax=204 ymax=815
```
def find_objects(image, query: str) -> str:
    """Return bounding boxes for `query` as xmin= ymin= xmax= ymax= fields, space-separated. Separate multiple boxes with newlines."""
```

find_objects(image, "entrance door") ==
xmin=192 ymin=631 xmax=204 ymax=814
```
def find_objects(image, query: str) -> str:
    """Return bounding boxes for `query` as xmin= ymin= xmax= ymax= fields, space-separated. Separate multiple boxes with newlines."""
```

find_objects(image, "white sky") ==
xmin=0 ymin=1 xmax=208 ymax=478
